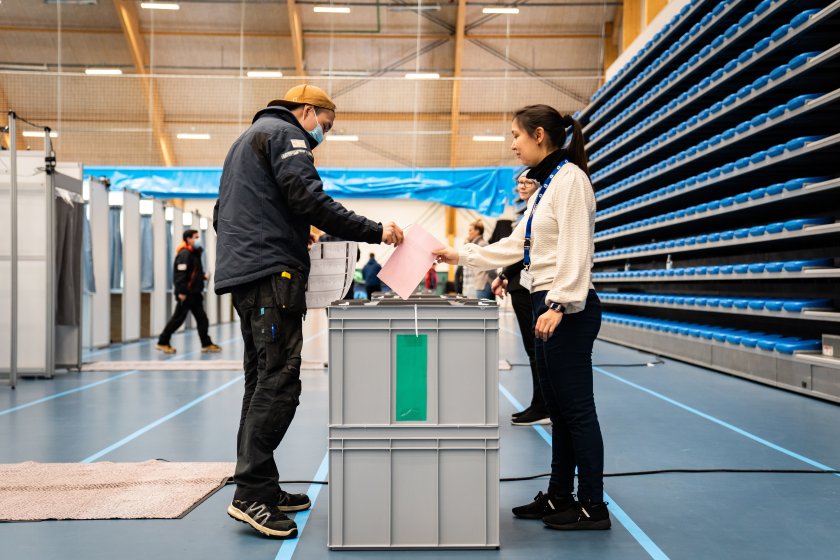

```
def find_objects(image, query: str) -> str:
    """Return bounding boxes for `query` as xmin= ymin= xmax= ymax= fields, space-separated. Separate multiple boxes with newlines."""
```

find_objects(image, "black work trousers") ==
xmin=231 ymin=275 xmax=304 ymax=505
xmin=158 ymin=293 xmax=212 ymax=347
xmin=509 ymin=287 xmax=545 ymax=412
xmin=531 ymin=289 xmax=604 ymax=503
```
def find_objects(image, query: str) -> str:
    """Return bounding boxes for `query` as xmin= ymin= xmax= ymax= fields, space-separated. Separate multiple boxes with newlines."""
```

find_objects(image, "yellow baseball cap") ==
xmin=268 ymin=84 xmax=336 ymax=112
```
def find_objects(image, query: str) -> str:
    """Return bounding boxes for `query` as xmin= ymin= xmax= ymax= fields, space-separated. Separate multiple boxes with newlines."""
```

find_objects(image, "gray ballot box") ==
xmin=327 ymin=297 xmax=500 ymax=550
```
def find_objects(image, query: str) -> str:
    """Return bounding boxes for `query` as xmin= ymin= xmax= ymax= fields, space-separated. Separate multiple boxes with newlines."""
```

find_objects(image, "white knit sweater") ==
xmin=458 ymin=162 xmax=595 ymax=313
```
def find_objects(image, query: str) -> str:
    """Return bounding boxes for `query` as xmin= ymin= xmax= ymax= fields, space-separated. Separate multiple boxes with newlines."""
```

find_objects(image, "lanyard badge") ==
xmin=523 ymin=160 xmax=567 ymax=277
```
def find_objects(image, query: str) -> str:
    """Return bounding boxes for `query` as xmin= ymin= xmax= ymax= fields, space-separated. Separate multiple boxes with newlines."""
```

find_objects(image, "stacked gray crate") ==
xmin=327 ymin=298 xmax=500 ymax=550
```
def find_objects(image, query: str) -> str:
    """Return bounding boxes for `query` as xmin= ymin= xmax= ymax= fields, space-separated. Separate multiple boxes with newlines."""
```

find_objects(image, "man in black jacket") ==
xmin=214 ymin=85 xmax=403 ymax=539
xmin=155 ymin=229 xmax=221 ymax=354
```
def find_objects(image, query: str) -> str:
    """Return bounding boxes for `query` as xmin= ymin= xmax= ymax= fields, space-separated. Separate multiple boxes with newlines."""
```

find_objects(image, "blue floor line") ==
xmin=0 ymin=334 xmax=242 ymax=417
xmin=274 ymin=452 xmax=330 ymax=560
xmin=594 ymin=367 xmax=840 ymax=477
xmin=499 ymin=383 xmax=671 ymax=560
xmin=80 ymin=374 xmax=242 ymax=463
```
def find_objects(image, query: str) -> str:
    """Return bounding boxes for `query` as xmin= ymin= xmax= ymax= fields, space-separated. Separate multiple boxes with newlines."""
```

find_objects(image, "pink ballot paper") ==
xmin=377 ymin=224 xmax=445 ymax=300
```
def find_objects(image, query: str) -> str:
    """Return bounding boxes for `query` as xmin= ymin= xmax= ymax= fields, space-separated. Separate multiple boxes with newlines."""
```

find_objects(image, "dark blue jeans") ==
xmin=531 ymin=289 xmax=604 ymax=503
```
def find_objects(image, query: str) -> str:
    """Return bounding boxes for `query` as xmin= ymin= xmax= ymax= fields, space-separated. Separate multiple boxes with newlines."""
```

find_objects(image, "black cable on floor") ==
xmin=507 ymin=360 xmax=664 ymax=368
xmin=271 ymin=469 xmax=840 ymax=486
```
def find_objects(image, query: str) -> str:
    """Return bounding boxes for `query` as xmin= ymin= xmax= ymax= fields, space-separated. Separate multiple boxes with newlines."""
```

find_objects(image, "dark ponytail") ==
xmin=513 ymin=104 xmax=589 ymax=176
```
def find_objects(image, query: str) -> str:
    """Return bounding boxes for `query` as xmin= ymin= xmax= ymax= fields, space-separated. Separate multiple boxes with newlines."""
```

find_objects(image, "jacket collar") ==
xmin=252 ymin=105 xmax=317 ymax=150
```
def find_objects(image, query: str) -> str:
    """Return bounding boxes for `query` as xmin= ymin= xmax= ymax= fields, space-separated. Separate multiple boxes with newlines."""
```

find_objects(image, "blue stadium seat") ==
xmin=749 ymin=187 xmax=767 ymax=199
xmin=767 ymin=144 xmax=785 ymax=157
xmin=749 ymin=226 xmax=766 ymax=237
xmin=734 ymin=228 xmax=750 ymax=238
xmin=783 ymin=258 xmax=833 ymax=272
xmin=767 ymin=105 xmax=786 ymax=120
xmin=766 ymin=223 xmax=785 ymax=234
xmin=776 ymin=340 xmax=821 ymax=354
xmin=771 ymin=24 xmax=792 ymax=43
xmin=734 ymin=264 xmax=750 ymax=274
xmin=748 ymin=263 xmax=766 ymax=273
xmin=791 ymin=9 xmax=821 ymax=29
xmin=754 ymin=37 xmax=772 ymax=53
xmin=720 ymin=230 xmax=735 ymax=240
xmin=786 ymin=136 xmax=825 ymax=151
xmin=784 ymin=217 xmax=833 ymax=231
xmin=734 ymin=193 xmax=750 ymax=203
xmin=707 ymin=200 xmax=720 ymax=211
xmin=769 ymin=65 xmax=789 ymax=81
xmin=766 ymin=183 xmax=785 ymax=196
xmin=720 ymin=197 xmax=734 ymax=207
xmin=783 ymin=299 xmax=832 ymax=312
xmin=752 ymin=75 xmax=770 ymax=90
xmin=764 ymin=262 xmax=785 ymax=273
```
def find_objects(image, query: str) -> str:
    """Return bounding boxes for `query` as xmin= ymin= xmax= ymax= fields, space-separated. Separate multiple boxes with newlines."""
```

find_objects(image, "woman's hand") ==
xmin=535 ymin=309 xmax=562 ymax=341
xmin=491 ymin=276 xmax=508 ymax=299
xmin=432 ymin=246 xmax=459 ymax=265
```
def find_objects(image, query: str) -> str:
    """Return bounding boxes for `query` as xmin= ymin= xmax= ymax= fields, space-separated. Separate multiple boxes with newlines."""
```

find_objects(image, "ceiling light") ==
xmin=482 ymin=7 xmax=520 ymax=14
xmin=320 ymin=69 xmax=372 ymax=77
xmin=247 ymin=70 xmax=283 ymax=78
xmin=22 ymin=130 xmax=59 ymax=138
xmin=177 ymin=133 xmax=211 ymax=140
xmin=326 ymin=135 xmax=359 ymax=142
xmin=139 ymin=200 xmax=155 ymax=216
xmin=405 ymin=72 xmax=440 ymax=80
xmin=85 ymin=68 xmax=123 ymax=75
xmin=182 ymin=213 xmax=193 ymax=226
xmin=472 ymin=135 xmax=505 ymax=142
xmin=140 ymin=2 xmax=180 ymax=10
xmin=199 ymin=217 xmax=209 ymax=230
xmin=313 ymin=6 xmax=351 ymax=13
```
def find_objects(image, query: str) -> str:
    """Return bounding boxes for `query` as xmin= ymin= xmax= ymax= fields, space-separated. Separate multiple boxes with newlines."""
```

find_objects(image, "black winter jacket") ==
xmin=213 ymin=106 xmax=383 ymax=294
xmin=173 ymin=245 xmax=205 ymax=296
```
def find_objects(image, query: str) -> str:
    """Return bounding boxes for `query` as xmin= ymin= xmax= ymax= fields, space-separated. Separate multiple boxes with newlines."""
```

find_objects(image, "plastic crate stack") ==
xmin=577 ymin=0 xmax=840 ymax=399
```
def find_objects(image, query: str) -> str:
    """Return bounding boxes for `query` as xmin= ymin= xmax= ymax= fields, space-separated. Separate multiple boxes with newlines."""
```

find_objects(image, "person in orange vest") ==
xmin=155 ymin=229 xmax=221 ymax=354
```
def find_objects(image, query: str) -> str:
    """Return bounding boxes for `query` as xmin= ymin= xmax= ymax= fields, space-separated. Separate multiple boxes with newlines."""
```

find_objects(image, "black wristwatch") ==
xmin=547 ymin=301 xmax=566 ymax=314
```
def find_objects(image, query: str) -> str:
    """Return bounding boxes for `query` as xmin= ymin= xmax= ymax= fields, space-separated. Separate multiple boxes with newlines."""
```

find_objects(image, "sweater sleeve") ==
xmin=458 ymin=214 xmax=528 ymax=271
xmin=546 ymin=169 xmax=594 ymax=309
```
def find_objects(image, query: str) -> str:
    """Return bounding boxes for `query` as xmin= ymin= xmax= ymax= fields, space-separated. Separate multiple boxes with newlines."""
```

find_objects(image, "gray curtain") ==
xmin=140 ymin=215 xmax=154 ymax=291
xmin=82 ymin=204 xmax=96 ymax=294
xmin=55 ymin=197 xmax=83 ymax=326
xmin=109 ymin=207 xmax=123 ymax=291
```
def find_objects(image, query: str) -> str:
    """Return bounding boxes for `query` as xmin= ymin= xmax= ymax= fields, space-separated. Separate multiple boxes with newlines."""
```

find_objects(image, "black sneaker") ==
xmin=277 ymin=489 xmax=311 ymax=512
xmin=512 ymin=407 xmax=551 ymax=426
xmin=511 ymin=406 xmax=530 ymax=419
xmin=543 ymin=500 xmax=611 ymax=530
xmin=512 ymin=491 xmax=574 ymax=520
xmin=227 ymin=500 xmax=298 ymax=539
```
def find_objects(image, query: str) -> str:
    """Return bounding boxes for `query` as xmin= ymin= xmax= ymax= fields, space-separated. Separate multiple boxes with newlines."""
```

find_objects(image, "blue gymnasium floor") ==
xmin=2 ymin=310 xmax=839 ymax=560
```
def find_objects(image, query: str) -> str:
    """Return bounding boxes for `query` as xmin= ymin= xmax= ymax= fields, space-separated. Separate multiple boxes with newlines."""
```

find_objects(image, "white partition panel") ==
xmin=220 ymin=293 xmax=233 ymax=323
xmin=203 ymin=217 xmax=219 ymax=325
xmin=169 ymin=207 xmax=184 ymax=332
xmin=151 ymin=200 xmax=168 ymax=335
xmin=89 ymin=180 xmax=111 ymax=348
xmin=122 ymin=190 xmax=141 ymax=342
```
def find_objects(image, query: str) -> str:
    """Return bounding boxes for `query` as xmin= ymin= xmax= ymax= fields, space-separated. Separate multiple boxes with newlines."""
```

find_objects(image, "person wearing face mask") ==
xmin=214 ymin=84 xmax=405 ymax=539
xmin=434 ymin=105 xmax=609 ymax=531
xmin=155 ymin=229 xmax=221 ymax=354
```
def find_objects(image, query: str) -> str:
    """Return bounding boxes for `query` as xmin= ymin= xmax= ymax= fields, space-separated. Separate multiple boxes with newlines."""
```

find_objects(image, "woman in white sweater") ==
xmin=434 ymin=105 xmax=609 ymax=531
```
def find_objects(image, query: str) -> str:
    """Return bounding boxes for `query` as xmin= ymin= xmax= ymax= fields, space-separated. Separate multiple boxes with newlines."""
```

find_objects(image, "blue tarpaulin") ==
xmin=84 ymin=165 xmax=519 ymax=216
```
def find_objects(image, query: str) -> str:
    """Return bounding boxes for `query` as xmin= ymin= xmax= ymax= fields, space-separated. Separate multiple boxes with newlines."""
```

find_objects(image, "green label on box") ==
xmin=395 ymin=334 xmax=428 ymax=421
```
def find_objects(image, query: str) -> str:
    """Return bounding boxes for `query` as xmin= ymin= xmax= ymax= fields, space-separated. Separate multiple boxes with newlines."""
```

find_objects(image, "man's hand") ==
xmin=491 ymin=276 xmax=508 ymax=299
xmin=381 ymin=222 xmax=404 ymax=245
xmin=432 ymin=246 xmax=459 ymax=265
xmin=535 ymin=309 xmax=562 ymax=341
xmin=308 ymin=232 xmax=318 ymax=250
xmin=177 ymin=293 xmax=187 ymax=302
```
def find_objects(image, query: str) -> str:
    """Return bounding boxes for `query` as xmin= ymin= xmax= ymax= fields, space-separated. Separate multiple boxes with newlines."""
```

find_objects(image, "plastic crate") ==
xmin=306 ymin=241 xmax=357 ymax=309
xmin=327 ymin=299 xmax=499 ymax=426
xmin=328 ymin=426 xmax=500 ymax=550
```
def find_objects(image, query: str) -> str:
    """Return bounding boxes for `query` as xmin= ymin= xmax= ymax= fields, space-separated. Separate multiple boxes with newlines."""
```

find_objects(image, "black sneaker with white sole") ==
xmin=277 ymin=489 xmax=311 ymax=512
xmin=512 ymin=491 xmax=574 ymax=520
xmin=511 ymin=407 xmax=551 ymax=426
xmin=227 ymin=500 xmax=298 ymax=539
xmin=543 ymin=500 xmax=611 ymax=530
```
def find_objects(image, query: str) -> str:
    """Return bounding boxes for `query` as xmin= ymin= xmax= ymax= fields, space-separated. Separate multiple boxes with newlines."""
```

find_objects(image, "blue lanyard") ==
xmin=524 ymin=160 xmax=567 ymax=269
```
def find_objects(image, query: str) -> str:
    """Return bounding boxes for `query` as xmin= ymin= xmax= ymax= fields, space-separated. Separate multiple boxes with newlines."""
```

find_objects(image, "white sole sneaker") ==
xmin=226 ymin=504 xmax=298 ymax=539
xmin=511 ymin=417 xmax=552 ymax=426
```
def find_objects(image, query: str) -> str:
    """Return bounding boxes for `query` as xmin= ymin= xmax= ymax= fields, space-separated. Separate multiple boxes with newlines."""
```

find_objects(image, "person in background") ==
xmin=362 ymin=253 xmax=382 ymax=299
xmin=492 ymin=174 xmax=549 ymax=426
xmin=461 ymin=220 xmax=496 ymax=299
xmin=155 ymin=229 xmax=221 ymax=354
xmin=214 ymin=84 xmax=404 ymax=540
xmin=434 ymin=105 xmax=609 ymax=531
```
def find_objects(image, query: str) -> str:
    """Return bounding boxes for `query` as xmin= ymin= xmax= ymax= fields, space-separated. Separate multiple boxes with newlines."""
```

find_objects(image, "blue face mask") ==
xmin=308 ymin=121 xmax=325 ymax=146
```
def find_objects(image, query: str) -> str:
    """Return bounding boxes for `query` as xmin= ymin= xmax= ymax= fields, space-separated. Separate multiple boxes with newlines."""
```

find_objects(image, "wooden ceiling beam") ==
xmin=0 ymin=26 xmax=600 ymax=41
xmin=112 ymin=0 xmax=175 ymax=166
xmin=287 ymin=0 xmax=306 ymax=77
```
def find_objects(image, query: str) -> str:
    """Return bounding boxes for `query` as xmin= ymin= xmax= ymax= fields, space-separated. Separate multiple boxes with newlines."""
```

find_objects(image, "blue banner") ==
xmin=84 ymin=165 xmax=519 ymax=216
